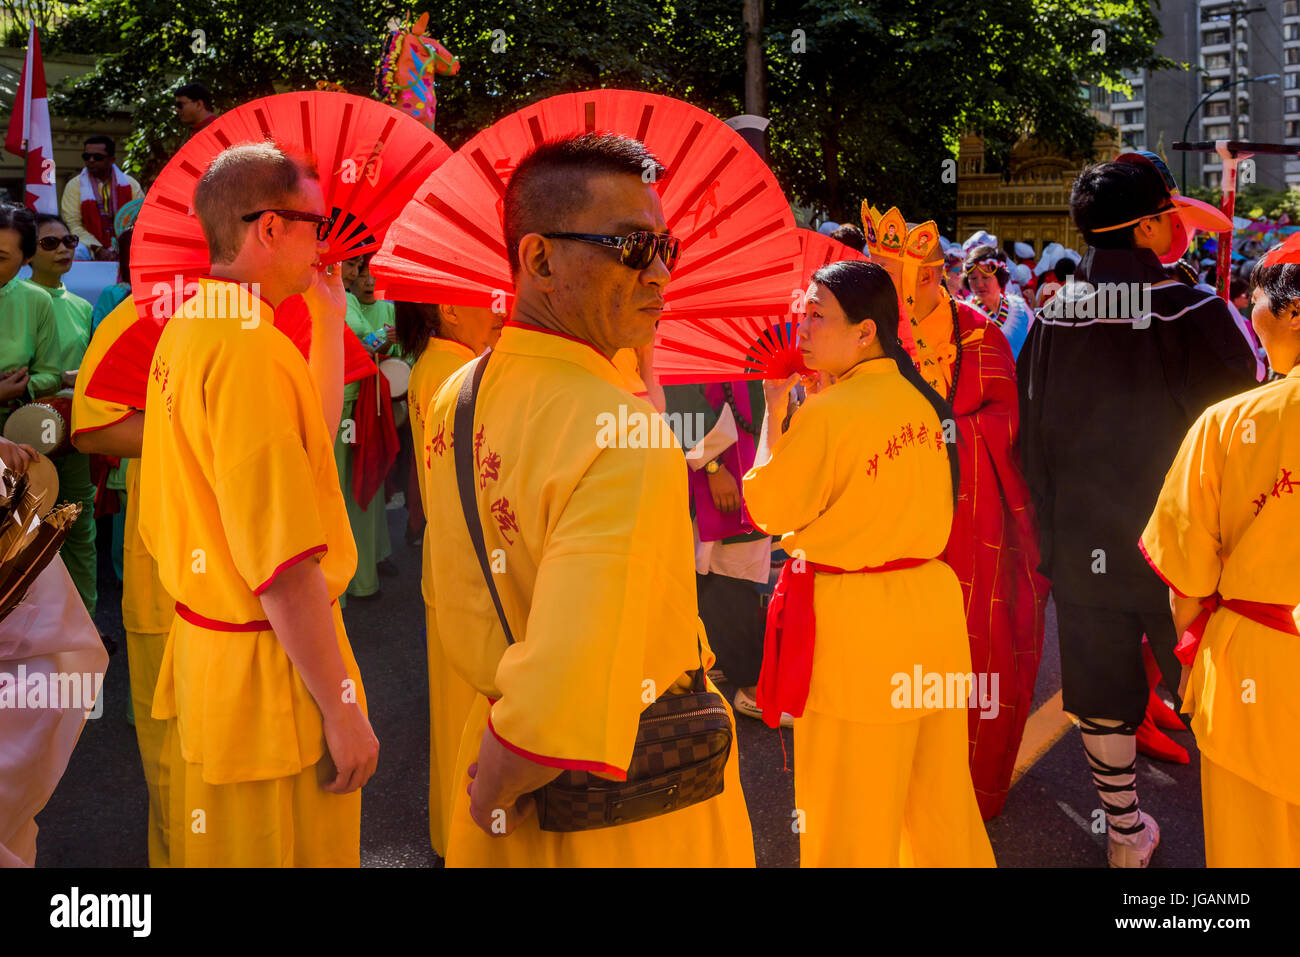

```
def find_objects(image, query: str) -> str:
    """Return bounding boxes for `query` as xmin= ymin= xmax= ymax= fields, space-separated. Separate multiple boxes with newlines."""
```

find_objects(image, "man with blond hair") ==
xmin=137 ymin=142 xmax=378 ymax=866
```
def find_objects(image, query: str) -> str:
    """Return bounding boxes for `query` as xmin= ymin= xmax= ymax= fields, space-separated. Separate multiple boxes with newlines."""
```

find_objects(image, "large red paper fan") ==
xmin=85 ymin=91 xmax=452 ymax=408
xmin=371 ymin=89 xmax=802 ymax=321
xmin=654 ymin=230 xmax=869 ymax=382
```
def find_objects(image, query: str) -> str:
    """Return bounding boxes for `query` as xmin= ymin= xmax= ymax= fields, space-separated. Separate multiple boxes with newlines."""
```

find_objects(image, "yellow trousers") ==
xmin=1203 ymin=757 xmax=1300 ymax=867
xmin=163 ymin=720 xmax=360 ymax=867
xmin=445 ymin=693 xmax=756 ymax=867
xmin=794 ymin=706 xmax=995 ymax=867
xmin=126 ymin=630 xmax=169 ymax=868
xmin=425 ymin=602 xmax=476 ymax=859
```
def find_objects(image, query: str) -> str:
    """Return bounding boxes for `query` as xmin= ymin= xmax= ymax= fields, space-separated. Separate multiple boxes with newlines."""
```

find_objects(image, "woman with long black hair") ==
xmin=743 ymin=260 xmax=994 ymax=866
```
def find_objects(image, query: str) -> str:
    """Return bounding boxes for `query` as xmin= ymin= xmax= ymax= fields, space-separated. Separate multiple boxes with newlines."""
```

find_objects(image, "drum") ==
xmin=379 ymin=358 xmax=411 ymax=430
xmin=4 ymin=393 xmax=74 ymax=457
xmin=378 ymin=358 xmax=410 ymax=400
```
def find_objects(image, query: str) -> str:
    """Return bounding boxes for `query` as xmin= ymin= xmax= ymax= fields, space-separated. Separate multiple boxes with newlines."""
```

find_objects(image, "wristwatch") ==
xmin=704 ymin=457 xmax=722 ymax=474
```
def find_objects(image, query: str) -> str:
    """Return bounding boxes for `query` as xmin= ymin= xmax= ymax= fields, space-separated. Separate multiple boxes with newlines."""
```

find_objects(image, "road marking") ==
xmin=1057 ymin=800 xmax=1105 ymax=844
xmin=1144 ymin=761 xmax=1177 ymax=787
xmin=1010 ymin=690 xmax=1074 ymax=788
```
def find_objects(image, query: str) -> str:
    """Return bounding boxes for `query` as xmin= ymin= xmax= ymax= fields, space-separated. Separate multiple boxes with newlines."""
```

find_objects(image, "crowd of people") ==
xmin=1 ymin=107 xmax=1298 ymax=870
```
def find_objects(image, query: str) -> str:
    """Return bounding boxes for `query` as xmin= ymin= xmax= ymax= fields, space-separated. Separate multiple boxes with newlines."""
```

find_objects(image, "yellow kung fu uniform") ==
xmin=138 ymin=278 xmax=365 ymax=867
xmin=1140 ymin=366 xmax=1300 ymax=867
xmin=743 ymin=357 xmax=995 ymax=867
xmin=408 ymin=335 xmax=477 ymax=857
xmin=23 ymin=281 xmax=97 ymax=616
xmin=72 ymin=297 xmax=175 ymax=867
xmin=423 ymin=323 xmax=755 ymax=867
xmin=335 ymin=293 xmax=390 ymax=599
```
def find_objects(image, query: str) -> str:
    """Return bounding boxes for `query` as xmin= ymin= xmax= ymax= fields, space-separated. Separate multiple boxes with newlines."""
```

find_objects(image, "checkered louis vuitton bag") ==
xmin=454 ymin=352 xmax=733 ymax=831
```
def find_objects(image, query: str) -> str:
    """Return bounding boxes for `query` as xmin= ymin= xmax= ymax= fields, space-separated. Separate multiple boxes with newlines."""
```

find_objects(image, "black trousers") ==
xmin=1056 ymin=601 xmax=1182 ymax=725
xmin=696 ymin=572 xmax=767 ymax=689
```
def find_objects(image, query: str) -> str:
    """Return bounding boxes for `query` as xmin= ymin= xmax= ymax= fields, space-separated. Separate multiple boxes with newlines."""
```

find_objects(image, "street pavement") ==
xmin=35 ymin=510 xmax=1204 ymax=868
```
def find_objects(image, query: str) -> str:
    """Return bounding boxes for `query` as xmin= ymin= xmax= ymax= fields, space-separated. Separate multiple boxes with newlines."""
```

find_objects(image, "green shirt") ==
xmin=0 ymin=278 xmax=59 ymax=429
xmin=22 ymin=280 xmax=92 ymax=396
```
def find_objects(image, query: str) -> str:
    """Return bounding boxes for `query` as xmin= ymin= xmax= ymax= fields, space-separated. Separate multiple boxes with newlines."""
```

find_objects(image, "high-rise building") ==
xmin=1101 ymin=0 xmax=1300 ymax=192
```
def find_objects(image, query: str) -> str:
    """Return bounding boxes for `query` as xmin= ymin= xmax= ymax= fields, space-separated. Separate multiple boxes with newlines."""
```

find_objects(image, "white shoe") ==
xmin=732 ymin=688 xmax=793 ymax=728
xmin=385 ymin=491 xmax=405 ymax=510
xmin=1108 ymin=812 xmax=1160 ymax=868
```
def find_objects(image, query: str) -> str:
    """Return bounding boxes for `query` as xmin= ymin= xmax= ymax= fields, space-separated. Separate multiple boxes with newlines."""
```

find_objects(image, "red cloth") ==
xmin=80 ymin=173 xmax=133 ymax=248
xmin=351 ymin=370 xmax=399 ymax=510
xmin=756 ymin=556 xmax=929 ymax=729
xmin=944 ymin=302 xmax=1051 ymax=821
xmin=1175 ymin=595 xmax=1300 ymax=667
xmin=89 ymin=454 xmax=121 ymax=519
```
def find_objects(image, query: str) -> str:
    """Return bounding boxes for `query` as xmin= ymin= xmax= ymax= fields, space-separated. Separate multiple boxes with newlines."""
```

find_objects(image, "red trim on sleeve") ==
xmin=71 ymin=408 xmax=138 ymax=438
xmin=1138 ymin=538 xmax=1189 ymax=599
xmin=253 ymin=544 xmax=328 ymax=596
xmin=487 ymin=711 xmax=628 ymax=781
xmin=175 ymin=603 xmax=272 ymax=632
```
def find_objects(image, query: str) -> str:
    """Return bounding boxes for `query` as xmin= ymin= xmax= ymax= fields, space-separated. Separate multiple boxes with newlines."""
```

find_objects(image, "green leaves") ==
xmin=43 ymin=0 xmax=1164 ymax=235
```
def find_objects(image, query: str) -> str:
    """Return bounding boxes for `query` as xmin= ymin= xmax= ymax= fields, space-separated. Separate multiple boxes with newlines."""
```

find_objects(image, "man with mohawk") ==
xmin=863 ymin=200 xmax=1050 ymax=821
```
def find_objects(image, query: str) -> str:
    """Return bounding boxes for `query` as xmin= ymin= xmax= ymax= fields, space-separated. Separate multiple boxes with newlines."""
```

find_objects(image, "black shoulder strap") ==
xmin=453 ymin=351 xmax=516 ymax=646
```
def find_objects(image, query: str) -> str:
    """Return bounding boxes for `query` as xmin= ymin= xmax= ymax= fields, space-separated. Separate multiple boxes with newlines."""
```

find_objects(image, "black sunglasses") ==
xmin=241 ymin=208 xmax=333 ymax=241
xmin=542 ymin=231 xmax=680 ymax=272
xmin=81 ymin=152 xmax=110 ymax=162
xmin=38 ymin=235 xmax=79 ymax=251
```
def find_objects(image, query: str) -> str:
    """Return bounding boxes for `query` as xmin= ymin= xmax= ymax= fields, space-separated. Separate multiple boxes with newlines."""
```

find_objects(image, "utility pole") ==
xmin=742 ymin=0 xmax=766 ymax=118
xmin=1201 ymin=2 xmax=1266 ymax=143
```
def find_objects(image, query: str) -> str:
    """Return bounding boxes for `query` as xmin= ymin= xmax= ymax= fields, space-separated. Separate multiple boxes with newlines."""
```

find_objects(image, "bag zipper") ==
xmin=639 ymin=706 xmax=729 ymax=727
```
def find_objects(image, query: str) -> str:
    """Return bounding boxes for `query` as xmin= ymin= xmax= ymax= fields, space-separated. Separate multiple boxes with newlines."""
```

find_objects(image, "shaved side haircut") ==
xmin=194 ymin=142 xmax=320 ymax=264
xmin=503 ymin=132 xmax=667 ymax=276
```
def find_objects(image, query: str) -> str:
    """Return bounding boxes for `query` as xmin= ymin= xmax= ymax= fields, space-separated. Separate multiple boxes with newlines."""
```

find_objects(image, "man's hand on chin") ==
xmin=303 ymin=262 xmax=347 ymax=329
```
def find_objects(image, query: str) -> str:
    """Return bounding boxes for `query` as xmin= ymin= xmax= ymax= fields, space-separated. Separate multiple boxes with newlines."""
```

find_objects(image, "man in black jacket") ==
xmin=1018 ymin=157 xmax=1258 ymax=867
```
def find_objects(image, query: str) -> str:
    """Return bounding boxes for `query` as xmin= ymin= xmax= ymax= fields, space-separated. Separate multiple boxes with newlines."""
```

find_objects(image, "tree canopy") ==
xmin=45 ymin=0 xmax=1172 ymax=232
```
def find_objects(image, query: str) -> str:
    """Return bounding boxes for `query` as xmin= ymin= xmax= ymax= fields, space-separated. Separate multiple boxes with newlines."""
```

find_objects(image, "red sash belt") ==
xmin=755 ymin=556 xmax=929 ymax=729
xmin=1176 ymin=595 xmax=1300 ymax=667
xmin=174 ymin=599 xmax=338 ymax=633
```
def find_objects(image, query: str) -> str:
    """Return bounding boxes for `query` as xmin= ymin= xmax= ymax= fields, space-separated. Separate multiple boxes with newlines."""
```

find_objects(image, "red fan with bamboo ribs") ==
xmin=84 ymin=90 xmax=453 ymax=408
xmin=653 ymin=230 xmax=870 ymax=382
xmin=371 ymin=89 xmax=802 ymax=320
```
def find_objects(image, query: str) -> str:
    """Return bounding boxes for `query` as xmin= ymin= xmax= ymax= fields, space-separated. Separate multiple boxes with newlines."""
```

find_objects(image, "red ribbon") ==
xmin=756 ymin=555 xmax=929 ymax=729
xmin=1175 ymin=594 xmax=1300 ymax=667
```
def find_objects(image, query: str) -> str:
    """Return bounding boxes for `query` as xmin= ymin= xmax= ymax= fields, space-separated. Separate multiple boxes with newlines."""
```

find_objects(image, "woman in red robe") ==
xmin=864 ymin=202 xmax=1050 ymax=820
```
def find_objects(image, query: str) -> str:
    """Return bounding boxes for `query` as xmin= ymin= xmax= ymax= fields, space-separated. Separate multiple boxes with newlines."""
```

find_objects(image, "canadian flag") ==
xmin=3 ymin=23 xmax=56 ymax=213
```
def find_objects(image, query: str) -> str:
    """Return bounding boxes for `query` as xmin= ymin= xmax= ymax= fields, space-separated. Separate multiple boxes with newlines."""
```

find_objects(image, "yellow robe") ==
xmin=138 ymin=278 xmax=365 ymax=867
xmin=743 ymin=357 xmax=994 ymax=867
xmin=1140 ymin=365 xmax=1300 ymax=867
xmin=408 ymin=336 xmax=478 ymax=857
xmin=423 ymin=323 xmax=754 ymax=867
xmin=72 ymin=297 xmax=175 ymax=867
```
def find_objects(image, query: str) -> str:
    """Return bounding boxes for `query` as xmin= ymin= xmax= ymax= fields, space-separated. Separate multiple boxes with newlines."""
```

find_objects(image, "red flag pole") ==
xmin=1214 ymin=141 xmax=1246 ymax=303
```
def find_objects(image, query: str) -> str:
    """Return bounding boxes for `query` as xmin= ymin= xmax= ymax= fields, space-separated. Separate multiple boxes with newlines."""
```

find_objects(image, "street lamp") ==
xmin=1180 ymin=73 xmax=1280 ymax=190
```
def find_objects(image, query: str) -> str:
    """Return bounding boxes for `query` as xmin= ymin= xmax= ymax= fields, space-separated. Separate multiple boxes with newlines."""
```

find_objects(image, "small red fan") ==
xmin=85 ymin=90 xmax=453 ymax=408
xmin=371 ymin=89 xmax=802 ymax=321
xmin=654 ymin=230 xmax=869 ymax=382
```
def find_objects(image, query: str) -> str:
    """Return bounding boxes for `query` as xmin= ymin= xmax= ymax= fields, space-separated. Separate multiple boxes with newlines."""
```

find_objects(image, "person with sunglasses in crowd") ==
xmin=1017 ymin=156 xmax=1258 ymax=868
xmin=963 ymin=244 xmax=1035 ymax=361
xmin=421 ymin=132 xmax=754 ymax=866
xmin=59 ymin=135 xmax=144 ymax=262
xmin=136 ymin=142 xmax=378 ymax=866
xmin=17 ymin=214 xmax=98 ymax=616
